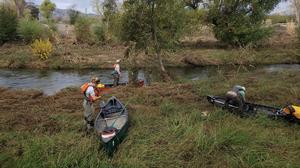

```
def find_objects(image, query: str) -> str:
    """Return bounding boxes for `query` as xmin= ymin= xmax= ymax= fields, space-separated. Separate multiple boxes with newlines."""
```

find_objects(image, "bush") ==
xmin=92 ymin=24 xmax=106 ymax=43
xmin=208 ymin=1 xmax=280 ymax=46
xmin=0 ymin=7 xmax=18 ymax=44
xmin=17 ymin=19 xmax=48 ymax=43
xmin=74 ymin=16 xmax=93 ymax=43
xmin=31 ymin=39 xmax=53 ymax=60
xmin=267 ymin=15 xmax=294 ymax=24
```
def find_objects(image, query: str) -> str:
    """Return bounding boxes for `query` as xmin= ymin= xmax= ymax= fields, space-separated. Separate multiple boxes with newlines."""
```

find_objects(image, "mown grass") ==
xmin=1 ymin=70 xmax=300 ymax=167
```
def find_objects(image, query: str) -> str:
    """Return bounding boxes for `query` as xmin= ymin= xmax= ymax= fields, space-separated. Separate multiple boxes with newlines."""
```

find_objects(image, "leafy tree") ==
xmin=208 ymin=0 xmax=281 ymax=46
xmin=68 ymin=8 xmax=80 ymax=25
xmin=0 ymin=7 xmax=18 ymax=45
xmin=294 ymin=0 xmax=300 ymax=24
xmin=26 ymin=3 xmax=40 ymax=20
xmin=40 ymin=0 xmax=56 ymax=21
xmin=121 ymin=0 xmax=186 ymax=80
xmin=74 ymin=16 xmax=93 ymax=43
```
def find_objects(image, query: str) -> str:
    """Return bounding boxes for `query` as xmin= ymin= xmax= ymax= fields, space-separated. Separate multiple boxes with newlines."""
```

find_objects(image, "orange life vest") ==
xmin=80 ymin=83 xmax=91 ymax=94
xmin=81 ymin=83 xmax=94 ymax=102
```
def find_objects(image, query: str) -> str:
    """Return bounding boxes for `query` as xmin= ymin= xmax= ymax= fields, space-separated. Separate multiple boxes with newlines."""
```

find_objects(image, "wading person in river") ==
xmin=224 ymin=85 xmax=246 ymax=113
xmin=81 ymin=77 xmax=102 ymax=133
xmin=112 ymin=59 xmax=121 ymax=87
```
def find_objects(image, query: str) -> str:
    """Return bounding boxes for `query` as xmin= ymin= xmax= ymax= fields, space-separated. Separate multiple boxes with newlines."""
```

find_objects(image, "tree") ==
xmin=40 ymin=0 xmax=56 ymax=21
xmin=207 ymin=0 xmax=281 ymax=46
xmin=0 ymin=7 xmax=18 ymax=44
xmin=294 ymin=0 xmax=300 ymax=25
xmin=68 ymin=8 xmax=80 ymax=25
xmin=121 ymin=0 xmax=186 ymax=81
xmin=26 ymin=2 xmax=40 ymax=20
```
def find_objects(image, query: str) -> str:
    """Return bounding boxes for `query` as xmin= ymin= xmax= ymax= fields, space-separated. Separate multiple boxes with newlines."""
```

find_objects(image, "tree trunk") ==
xmin=150 ymin=1 xmax=171 ymax=81
xmin=295 ymin=0 xmax=300 ymax=25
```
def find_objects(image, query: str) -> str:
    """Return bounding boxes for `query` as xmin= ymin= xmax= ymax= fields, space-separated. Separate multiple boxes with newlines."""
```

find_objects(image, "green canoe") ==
xmin=95 ymin=96 xmax=129 ymax=156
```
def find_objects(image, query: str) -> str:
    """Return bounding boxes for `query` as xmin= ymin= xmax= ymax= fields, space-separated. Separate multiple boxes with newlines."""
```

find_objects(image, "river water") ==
xmin=0 ymin=64 xmax=299 ymax=95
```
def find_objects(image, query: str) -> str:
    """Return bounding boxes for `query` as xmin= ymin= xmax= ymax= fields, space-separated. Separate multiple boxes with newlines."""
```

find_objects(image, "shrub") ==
xmin=0 ymin=7 xmax=18 ymax=44
xmin=297 ymin=27 xmax=300 ymax=43
xmin=92 ymin=24 xmax=106 ymax=43
xmin=31 ymin=39 xmax=53 ymax=60
xmin=17 ymin=19 xmax=47 ymax=43
xmin=208 ymin=1 xmax=280 ymax=46
xmin=74 ymin=16 xmax=93 ymax=43
xmin=267 ymin=14 xmax=294 ymax=24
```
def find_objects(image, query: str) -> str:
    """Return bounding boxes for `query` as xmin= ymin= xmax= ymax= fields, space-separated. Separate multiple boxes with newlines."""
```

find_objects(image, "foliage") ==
xmin=208 ymin=0 xmax=281 ymax=46
xmin=40 ymin=0 xmax=56 ymax=21
xmin=31 ymin=38 xmax=53 ymax=60
xmin=68 ymin=9 xmax=80 ymax=25
xmin=267 ymin=14 xmax=294 ymax=24
xmin=183 ymin=9 xmax=207 ymax=36
xmin=0 ymin=7 xmax=18 ymax=45
xmin=26 ymin=3 xmax=40 ymax=20
xmin=74 ymin=16 xmax=93 ymax=43
xmin=103 ymin=0 xmax=118 ymax=20
xmin=121 ymin=0 xmax=186 ymax=50
xmin=92 ymin=24 xmax=106 ymax=43
xmin=17 ymin=18 xmax=48 ymax=43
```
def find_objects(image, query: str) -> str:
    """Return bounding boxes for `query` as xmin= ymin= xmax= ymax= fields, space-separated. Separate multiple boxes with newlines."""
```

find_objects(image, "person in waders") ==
xmin=112 ymin=59 xmax=121 ymax=87
xmin=224 ymin=85 xmax=246 ymax=114
xmin=81 ymin=77 xmax=102 ymax=133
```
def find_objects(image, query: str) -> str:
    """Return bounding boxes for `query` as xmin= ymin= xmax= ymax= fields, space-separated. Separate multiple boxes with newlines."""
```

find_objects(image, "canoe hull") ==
xmin=95 ymin=96 xmax=129 ymax=156
xmin=207 ymin=95 xmax=300 ymax=123
xmin=103 ymin=121 xmax=129 ymax=156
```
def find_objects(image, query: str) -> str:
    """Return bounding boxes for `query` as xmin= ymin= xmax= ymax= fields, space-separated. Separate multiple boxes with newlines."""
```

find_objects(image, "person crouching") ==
xmin=225 ymin=85 xmax=246 ymax=113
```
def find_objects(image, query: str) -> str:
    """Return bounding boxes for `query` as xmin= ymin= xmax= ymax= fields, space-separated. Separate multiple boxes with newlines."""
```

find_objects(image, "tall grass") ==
xmin=1 ymin=71 xmax=300 ymax=167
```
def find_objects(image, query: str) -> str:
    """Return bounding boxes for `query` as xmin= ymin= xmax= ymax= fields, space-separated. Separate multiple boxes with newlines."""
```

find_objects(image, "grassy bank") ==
xmin=0 ymin=43 xmax=299 ymax=70
xmin=1 ymin=69 xmax=300 ymax=167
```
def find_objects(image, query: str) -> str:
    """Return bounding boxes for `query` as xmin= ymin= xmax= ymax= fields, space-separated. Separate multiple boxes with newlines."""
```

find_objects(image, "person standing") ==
xmin=81 ymin=77 xmax=102 ymax=133
xmin=112 ymin=59 xmax=121 ymax=87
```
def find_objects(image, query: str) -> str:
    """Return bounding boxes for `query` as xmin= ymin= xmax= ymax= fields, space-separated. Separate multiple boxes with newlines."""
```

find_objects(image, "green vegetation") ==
xmin=40 ymin=0 xmax=56 ymax=21
xmin=1 ymin=70 xmax=300 ymax=167
xmin=74 ymin=16 xmax=93 ymax=44
xmin=208 ymin=0 xmax=280 ymax=46
xmin=68 ymin=9 xmax=80 ymax=25
xmin=92 ymin=24 xmax=106 ymax=43
xmin=267 ymin=14 xmax=294 ymax=24
xmin=0 ymin=7 xmax=17 ymax=45
xmin=17 ymin=18 xmax=48 ymax=43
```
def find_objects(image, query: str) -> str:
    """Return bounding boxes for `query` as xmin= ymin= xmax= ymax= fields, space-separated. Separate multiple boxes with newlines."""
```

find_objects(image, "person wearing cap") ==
xmin=224 ymin=85 xmax=246 ymax=113
xmin=82 ymin=77 xmax=102 ymax=133
xmin=112 ymin=59 xmax=121 ymax=87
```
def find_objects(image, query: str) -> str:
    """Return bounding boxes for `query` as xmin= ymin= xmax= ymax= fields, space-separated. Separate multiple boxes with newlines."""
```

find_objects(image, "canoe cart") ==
xmin=206 ymin=95 xmax=300 ymax=123
xmin=95 ymin=96 xmax=129 ymax=156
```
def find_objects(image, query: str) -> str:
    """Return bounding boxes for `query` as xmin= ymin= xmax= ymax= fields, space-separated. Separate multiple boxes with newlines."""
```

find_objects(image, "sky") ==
xmin=28 ymin=0 xmax=293 ymax=15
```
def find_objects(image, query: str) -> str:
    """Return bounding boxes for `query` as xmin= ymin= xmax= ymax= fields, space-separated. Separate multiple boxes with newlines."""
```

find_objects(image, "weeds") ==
xmin=1 ymin=71 xmax=300 ymax=167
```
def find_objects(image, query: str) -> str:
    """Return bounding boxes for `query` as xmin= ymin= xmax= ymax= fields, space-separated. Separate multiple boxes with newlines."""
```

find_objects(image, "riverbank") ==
xmin=1 ymin=70 xmax=300 ymax=167
xmin=0 ymin=43 xmax=299 ymax=69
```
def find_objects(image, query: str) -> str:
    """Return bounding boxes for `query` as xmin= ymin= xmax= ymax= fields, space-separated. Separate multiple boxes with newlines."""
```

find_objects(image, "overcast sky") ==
xmin=27 ymin=0 xmax=293 ymax=15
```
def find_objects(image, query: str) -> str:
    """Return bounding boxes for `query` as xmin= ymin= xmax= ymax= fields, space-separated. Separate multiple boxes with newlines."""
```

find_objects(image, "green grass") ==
xmin=1 ymin=70 xmax=300 ymax=167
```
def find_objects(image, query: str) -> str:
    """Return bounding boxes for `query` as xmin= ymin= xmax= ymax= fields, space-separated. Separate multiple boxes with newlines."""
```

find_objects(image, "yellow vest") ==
xmin=283 ymin=105 xmax=300 ymax=120
xmin=293 ymin=106 xmax=300 ymax=119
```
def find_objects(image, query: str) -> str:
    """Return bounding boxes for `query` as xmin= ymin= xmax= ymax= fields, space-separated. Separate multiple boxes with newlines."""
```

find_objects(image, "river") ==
xmin=0 ymin=64 xmax=299 ymax=95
